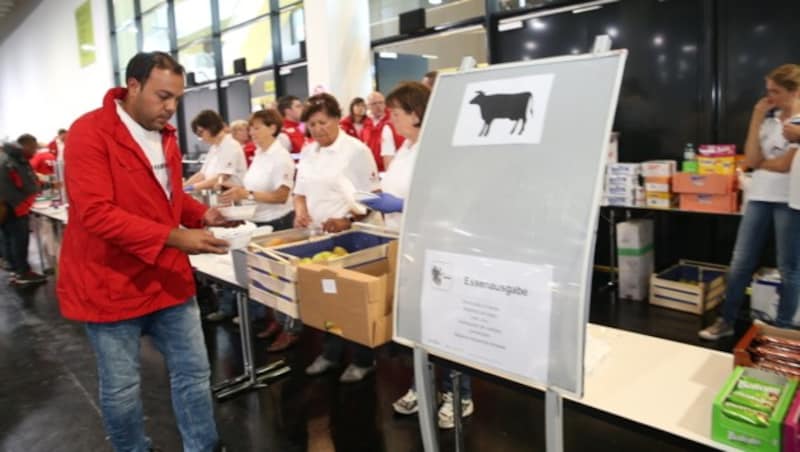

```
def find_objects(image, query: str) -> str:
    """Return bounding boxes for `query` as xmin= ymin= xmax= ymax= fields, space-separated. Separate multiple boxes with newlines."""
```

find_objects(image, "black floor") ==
xmin=0 ymin=271 xmax=734 ymax=452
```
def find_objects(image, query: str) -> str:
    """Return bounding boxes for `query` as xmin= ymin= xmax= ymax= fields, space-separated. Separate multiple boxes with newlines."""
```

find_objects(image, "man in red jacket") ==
xmin=276 ymin=95 xmax=306 ymax=153
xmin=361 ymin=91 xmax=404 ymax=171
xmin=57 ymin=52 xmax=230 ymax=452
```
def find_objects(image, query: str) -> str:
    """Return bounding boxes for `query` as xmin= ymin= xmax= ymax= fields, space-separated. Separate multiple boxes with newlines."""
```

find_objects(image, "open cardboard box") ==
xmin=734 ymin=323 xmax=800 ymax=369
xmin=297 ymin=241 xmax=397 ymax=348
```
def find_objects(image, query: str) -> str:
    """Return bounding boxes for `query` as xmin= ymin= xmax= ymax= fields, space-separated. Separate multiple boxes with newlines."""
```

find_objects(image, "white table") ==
xmin=30 ymin=202 xmax=68 ymax=272
xmin=189 ymin=252 xmax=290 ymax=399
xmin=580 ymin=324 xmax=735 ymax=450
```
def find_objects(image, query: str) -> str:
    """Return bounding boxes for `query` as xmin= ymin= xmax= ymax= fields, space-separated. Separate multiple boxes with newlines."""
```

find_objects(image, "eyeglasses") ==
xmin=367 ymin=100 xmax=385 ymax=106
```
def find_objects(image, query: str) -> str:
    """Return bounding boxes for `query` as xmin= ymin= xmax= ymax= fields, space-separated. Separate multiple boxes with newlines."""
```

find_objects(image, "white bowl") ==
xmin=209 ymin=222 xmax=257 ymax=249
xmin=217 ymin=203 xmax=257 ymax=221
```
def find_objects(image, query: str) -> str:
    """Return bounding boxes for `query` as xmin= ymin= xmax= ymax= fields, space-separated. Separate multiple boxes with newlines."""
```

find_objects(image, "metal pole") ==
xmin=545 ymin=389 xmax=564 ymax=452
xmin=414 ymin=345 xmax=439 ymax=452
xmin=608 ymin=207 xmax=617 ymax=304
xmin=236 ymin=290 xmax=255 ymax=383
xmin=451 ymin=370 xmax=465 ymax=452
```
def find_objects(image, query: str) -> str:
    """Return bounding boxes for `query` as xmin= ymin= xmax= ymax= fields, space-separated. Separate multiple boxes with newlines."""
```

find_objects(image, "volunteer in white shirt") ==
xmin=185 ymin=109 xmax=247 ymax=190
xmin=700 ymin=64 xmax=800 ymax=340
xmin=361 ymin=81 xmax=476 ymax=429
xmin=295 ymin=93 xmax=381 ymax=384
xmin=217 ymin=109 xmax=302 ymax=350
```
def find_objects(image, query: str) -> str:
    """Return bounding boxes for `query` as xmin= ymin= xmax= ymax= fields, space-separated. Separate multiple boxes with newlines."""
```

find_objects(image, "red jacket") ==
xmin=340 ymin=115 xmax=365 ymax=140
xmin=361 ymin=111 xmax=404 ymax=172
xmin=57 ymin=88 xmax=208 ymax=322
xmin=281 ymin=119 xmax=306 ymax=153
xmin=30 ymin=151 xmax=56 ymax=175
xmin=243 ymin=141 xmax=256 ymax=166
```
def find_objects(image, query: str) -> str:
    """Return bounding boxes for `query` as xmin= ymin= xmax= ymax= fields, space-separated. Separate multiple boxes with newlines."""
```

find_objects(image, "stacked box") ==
xmin=616 ymin=219 xmax=654 ymax=300
xmin=673 ymin=172 xmax=739 ymax=213
xmin=712 ymin=366 xmax=798 ymax=452
xmin=604 ymin=163 xmax=641 ymax=207
xmin=698 ymin=144 xmax=737 ymax=175
xmin=642 ymin=160 xmax=677 ymax=209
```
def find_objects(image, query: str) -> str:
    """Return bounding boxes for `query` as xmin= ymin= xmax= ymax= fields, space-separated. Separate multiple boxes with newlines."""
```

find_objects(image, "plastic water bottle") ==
xmin=682 ymin=143 xmax=697 ymax=173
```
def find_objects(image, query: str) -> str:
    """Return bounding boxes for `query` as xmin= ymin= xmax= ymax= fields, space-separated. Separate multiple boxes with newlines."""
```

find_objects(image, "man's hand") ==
xmin=203 ymin=207 xmax=240 ymax=228
xmin=322 ymin=218 xmax=352 ymax=233
xmin=167 ymin=228 xmax=229 ymax=254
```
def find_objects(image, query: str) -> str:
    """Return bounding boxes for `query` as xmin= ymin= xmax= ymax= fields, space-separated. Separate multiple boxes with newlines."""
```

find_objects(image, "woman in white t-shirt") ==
xmin=295 ymin=93 xmax=381 ymax=383
xmin=700 ymin=64 xmax=800 ymax=340
xmin=361 ymin=81 xmax=475 ymax=429
xmin=217 ymin=109 xmax=300 ymax=349
xmin=185 ymin=109 xmax=247 ymax=190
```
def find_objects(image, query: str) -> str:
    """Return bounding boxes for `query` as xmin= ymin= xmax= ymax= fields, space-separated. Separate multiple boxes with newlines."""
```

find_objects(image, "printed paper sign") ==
xmin=420 ymin=250 xmax=553 ymax=383
xmin=451 ymin=74 xmax=555 ymax=147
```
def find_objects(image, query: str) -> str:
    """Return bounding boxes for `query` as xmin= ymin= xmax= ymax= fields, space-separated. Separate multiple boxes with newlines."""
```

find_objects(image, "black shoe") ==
xmin=13 ymin=271 xmax=46 ymax=286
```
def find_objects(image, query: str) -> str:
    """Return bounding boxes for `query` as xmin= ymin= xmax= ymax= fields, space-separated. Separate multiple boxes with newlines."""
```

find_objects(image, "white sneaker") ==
xmin=698 ymin=317 xmax=734 ymax=341
xmin=393 ymin=388 xmax=418 ymax=415
xmin=438 ymin=392 xmax=474 ymax=429
xmin=338 ymin=363 xmax=375 ymax=383
xmin=305 ymin=355 xmax=337 ymax=376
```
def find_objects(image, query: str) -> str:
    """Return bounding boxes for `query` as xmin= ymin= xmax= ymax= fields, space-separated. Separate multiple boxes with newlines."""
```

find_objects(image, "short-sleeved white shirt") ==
xmin=200 ymin=133 xmax=247 ymax=186
xmin=749 ymin=112 xmax=799 ymax=203
xmin=380 ymin=140 xmax=418 ymax=230
xmin=243 ymin=140 xmax=295 ymax=222
xmin=380 ymin=124 xmax=397 ymax=157
xmin=294 ymin=130 xmax=379 ymax=226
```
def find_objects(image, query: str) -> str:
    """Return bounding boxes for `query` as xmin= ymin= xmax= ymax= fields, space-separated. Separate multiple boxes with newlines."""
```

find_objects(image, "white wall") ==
xmin=0 ymin=0 xmax=113 ymax=143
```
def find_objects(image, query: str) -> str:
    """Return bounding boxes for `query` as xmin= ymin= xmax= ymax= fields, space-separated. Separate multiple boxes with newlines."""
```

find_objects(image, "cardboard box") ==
xmin=699 ymin=156 xmax=736 ymax=175
xmin=650 ymin=260 xmax=727 ymax=314
xmin=646 ymin=192 xmax=677 ymax=209
xmin=644 ymin=176 xmax=671 ymax=193
xmin=679 ymin=193 xmax=739 ymax=214
xmin=607 ymin=162 xmax=640 ymax=176
xmin=712 ymin=366 xmax=797 ymax=452
xmin=605 ymin=185 xmax=636 ymax=196
xmin=246 ymin=226 xmax=397 ymax=318
xmin=297 ymin=241 xmax=397 ymax=348
xmin=750 ymin=268 xmax=786 ymax=325
xmin=641 ymin=160 xmax=677 ymax=177
xmin=616 ymin=220 xmax=654 ymax=301
xmin=606 ymin=174 xmax=639 ymax=188
xmin=699 ymin=144 xmax=736 ymax=157
xmin=784 ymin=391 xmax=800 ymax=452
xmin=616 ymin=219 xmax=653 ymax=250
xmin=603 ymin=194 xmax=635 ymax=207
xmin=673 ymin=173 xmax=737 ymax=194
xmin=734 ymin=323 xmax=800 ymax=370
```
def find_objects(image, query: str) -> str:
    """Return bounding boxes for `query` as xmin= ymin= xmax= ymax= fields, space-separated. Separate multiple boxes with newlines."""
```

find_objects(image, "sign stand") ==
xmin=414 ymin=345 xmax=439 ymax=452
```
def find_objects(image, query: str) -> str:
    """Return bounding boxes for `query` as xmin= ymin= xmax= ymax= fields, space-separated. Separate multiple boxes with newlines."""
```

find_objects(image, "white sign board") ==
xmin=420 ymin=250 xmax=553 ymax=382
xmin=393 ymin=51 xmax=627 ymax=397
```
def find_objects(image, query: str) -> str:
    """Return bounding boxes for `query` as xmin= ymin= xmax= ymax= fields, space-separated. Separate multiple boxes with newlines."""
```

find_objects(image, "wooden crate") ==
xmin=649 ymin=259 xmax=727 ymax=314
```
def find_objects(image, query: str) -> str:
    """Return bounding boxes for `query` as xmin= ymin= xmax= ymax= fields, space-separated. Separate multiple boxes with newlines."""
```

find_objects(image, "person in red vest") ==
xmin=361 ymin=91 xmax=404 ymax=171
xmin=230 ymin=119 xmax=256 ymax=166
xmin=0 ymin=135 xmax=46 ymax=286
xmin=276 ymin=95 xmax=306 ymax=153
xmin=47 ymin=128 xmax=67 ymax=160
xmin=340 ymin=97 xmax=367 ymax=140
xmin=57 ymin=51 xmax=231 ymax=452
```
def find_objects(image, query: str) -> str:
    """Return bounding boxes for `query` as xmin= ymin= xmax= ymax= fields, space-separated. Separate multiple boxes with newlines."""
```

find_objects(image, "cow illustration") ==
xmin=469 ymin=91 xmax=534 ymax=136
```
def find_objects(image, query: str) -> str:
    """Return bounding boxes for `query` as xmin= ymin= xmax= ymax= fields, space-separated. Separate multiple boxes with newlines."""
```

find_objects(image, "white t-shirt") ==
xmin=788 ymin=143 xmax=800 ymax=210
xmin=380 ymin=124 xmax=397 ymax=157
xmin=243 ymin=140 xmax=295 ymax=222
xmin=380 ymin=140 xmax=418 ymax=230
xmin=200 ymin=134 xmax=247 ymax=186
xmin=115 ymin=101 xmax=171 ymax=198
xmin=749 ymin=112 xmax=798 ymax=203
xmin=294 ymin=131 xmax=380 ymax=226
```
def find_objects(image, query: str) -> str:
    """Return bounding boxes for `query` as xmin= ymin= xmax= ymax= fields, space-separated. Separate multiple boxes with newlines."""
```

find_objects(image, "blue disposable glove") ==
xmin=361 ymin=192 xmax=404 ymax=213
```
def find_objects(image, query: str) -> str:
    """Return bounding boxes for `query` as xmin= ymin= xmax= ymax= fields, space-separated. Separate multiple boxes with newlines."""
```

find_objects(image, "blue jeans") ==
xmin=85 ymin=300 xmax=219 ymax=452
xmin=412 ymin=367 xmax=473 ymax=399
xmin=722 ymin=201 xmax=800 ymax=327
